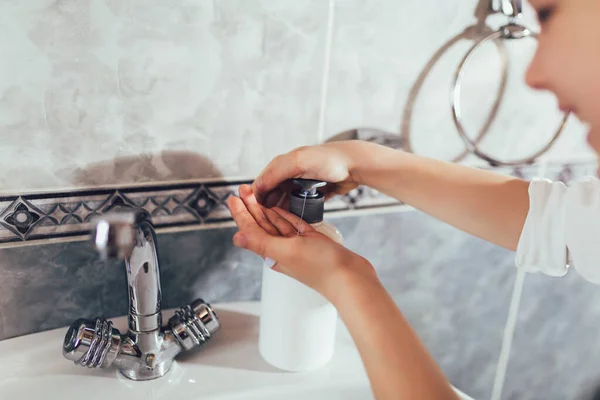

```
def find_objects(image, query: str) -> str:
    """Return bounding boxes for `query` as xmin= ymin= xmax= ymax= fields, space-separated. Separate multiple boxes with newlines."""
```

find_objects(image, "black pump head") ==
xmin=289 ymin=179 xmax=327 ymax=224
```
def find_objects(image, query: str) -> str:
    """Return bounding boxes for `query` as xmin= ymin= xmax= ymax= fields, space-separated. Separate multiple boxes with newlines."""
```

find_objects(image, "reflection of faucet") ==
xmin=62 ymin=208 xmax=220 ymax=380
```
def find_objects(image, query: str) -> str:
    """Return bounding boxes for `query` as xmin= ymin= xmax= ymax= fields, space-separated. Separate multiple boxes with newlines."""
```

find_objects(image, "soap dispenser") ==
xmin=259 ymin=179 xmax=343 ymax=372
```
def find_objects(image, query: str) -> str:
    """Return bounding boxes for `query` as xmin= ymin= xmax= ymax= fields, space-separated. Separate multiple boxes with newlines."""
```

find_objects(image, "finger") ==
xmin=233 ymin=232 xmax=281 ymax=271
xmin=272 ymin=207 xmax=315 ymax=234
xmin=263 ymin=188 xmax=285 ymax=208
xmin=238 ymin=185 xmax=280 ymax=236
xmin=324 ymin=192 xmax=338 ymax=201
xmin=235 ymin=230 xmax=341 ymax=287
xmin=263 ymin=207 xmax=296 ymax=237
xmin=227 ymin=196 xmax=260 ymax=231
xmin=252 ymin=150 xmax=305 ymax=202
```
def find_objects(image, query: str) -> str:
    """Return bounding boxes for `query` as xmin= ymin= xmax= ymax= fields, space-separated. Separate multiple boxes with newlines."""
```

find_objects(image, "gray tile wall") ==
xmin=0 ymin=1 xmax=599 ymax=400
xmin=501 ymin=164 xmax=600 ymax=400
xmin=502 ymin=271 xmax=600 ymax=400
xmin=0 ymin=210 xmax=516 ymax=400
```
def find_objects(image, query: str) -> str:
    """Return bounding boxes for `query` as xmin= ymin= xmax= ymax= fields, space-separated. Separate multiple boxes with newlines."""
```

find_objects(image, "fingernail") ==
xmin=264 ymin=257 xmax=276 ymax=268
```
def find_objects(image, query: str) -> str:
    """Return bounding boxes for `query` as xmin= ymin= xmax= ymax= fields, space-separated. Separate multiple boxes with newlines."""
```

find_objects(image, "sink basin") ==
xmin=0 ymin=302 xmax=474 ymax=399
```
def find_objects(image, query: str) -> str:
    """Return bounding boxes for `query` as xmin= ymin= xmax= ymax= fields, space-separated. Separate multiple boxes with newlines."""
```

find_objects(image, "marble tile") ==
xmin=0 ymin=0 xmax=327 ymax=192
xmin=0 ymin=239 xmax=127 ymax=339
xmin=0 ymin=226 xmax=260 ymax=340
xmin=333 ymin=211 xmax=516 ymax=400
xmin=501 ymin=271 xmax=600 ymax=400
xmin=326 ymin=0 xmax=591 ymax=164
xmin=0 ymin=0 xmax=591 ymax=194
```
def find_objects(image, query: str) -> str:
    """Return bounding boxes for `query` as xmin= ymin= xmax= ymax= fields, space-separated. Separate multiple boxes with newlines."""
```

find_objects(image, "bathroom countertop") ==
xmin=0 ymin=302 xmax=474 ymax=400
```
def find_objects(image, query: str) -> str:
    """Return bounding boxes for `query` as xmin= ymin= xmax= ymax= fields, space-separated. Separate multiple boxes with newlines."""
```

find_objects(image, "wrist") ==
xmin=342 ymin=140 xmax=404 ymax=188
xmin=322 ymin=262 xmax=384 ymax=309
xmin=334 ymin=140 xmax=371 ymax=186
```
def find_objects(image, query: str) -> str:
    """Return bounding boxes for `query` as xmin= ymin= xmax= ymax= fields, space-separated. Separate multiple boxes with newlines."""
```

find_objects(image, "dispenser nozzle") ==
xmin=292 ymin=179 xmax=327 ymax=197
xmin=289 ymin=179 xmax=327 ymax=224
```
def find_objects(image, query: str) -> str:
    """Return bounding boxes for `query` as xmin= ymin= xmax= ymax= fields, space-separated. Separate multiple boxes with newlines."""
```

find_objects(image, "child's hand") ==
xmin=227 ymin=185 xmax=380 ymax=302
xmin=251 ymin=141 xmax=365 ymax=207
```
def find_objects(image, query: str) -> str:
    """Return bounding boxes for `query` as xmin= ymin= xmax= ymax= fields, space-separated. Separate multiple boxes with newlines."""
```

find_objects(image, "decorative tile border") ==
xmin=0 ymin=181 xmax=246 ymax=246
xmin=0 ymin=160 xmax=596 ymax=247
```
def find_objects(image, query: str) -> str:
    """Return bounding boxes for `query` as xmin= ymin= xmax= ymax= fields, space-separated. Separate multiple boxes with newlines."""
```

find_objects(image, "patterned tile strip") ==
xmin=0 ymin=161 xmax=595 ymax=247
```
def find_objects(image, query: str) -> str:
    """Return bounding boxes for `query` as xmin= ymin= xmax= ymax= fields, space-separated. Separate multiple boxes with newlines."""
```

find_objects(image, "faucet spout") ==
xmin=63 ymin=208 xmax=220 ymax=380
xmin=93 ymin=208 xmax=162 ymax=333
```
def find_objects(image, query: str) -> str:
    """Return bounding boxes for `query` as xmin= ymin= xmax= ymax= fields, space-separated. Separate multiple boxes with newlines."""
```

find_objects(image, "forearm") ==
xmin=331 ymin=274 xmax=459 ymax=400
xmin=347 ymin=141 xmax=530 ymax=250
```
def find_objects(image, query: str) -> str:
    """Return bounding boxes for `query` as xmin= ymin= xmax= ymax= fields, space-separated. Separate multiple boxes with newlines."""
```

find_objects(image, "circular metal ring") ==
xmin=401 ymin=27 xmax=510 ymax=163
xmin=451 ymin=24 xmax=570 ymax=166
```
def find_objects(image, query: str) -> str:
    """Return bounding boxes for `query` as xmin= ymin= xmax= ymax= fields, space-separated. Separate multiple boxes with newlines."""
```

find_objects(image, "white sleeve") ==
xmin=516 ymin=176 xmax=600 ymax=283
xmin=515 ymin=178 xmax=568 ymax=277
xmin=564 ymin=177 xmax=600 ymax=284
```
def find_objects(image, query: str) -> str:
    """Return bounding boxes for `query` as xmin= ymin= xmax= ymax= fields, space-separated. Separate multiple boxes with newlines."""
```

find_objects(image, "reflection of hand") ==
xmin=251 ymin=141 xmax=365 ymax=207
xmin=227 ymin=184 xmax=380 ymax=302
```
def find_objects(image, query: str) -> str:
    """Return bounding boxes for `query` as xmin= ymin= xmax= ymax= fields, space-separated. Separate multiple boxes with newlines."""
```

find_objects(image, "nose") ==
xmin=525 ymin=50 xmax=546 ymax=91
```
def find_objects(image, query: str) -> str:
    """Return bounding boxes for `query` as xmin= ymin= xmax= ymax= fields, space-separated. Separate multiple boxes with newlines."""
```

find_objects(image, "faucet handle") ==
xmin=169 ymin=299 xmax=220 ymax=350
xmin=63 ymin=318 xmax=121 ymax=368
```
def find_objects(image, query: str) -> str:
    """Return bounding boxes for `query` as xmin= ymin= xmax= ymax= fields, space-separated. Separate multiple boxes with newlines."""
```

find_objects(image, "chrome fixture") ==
xmin=451 ymin=0 xmax=569 ymax=166
xmin=62 ymin=208 xmax=220 ymax=380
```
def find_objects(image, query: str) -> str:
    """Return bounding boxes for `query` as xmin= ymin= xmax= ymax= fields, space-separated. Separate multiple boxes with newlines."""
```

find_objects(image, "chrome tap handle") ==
xmin=169 ymin=299 xmax=220 ymax=350
xmin=63 ymin=318 xmax=121 ymax=368
xmin=64 ymin=208 xmax=220 ymax=380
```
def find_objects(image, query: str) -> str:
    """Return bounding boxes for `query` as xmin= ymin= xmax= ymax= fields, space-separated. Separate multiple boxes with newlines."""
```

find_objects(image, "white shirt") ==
xmin=516 ymin=176 xmax=600 ymax=284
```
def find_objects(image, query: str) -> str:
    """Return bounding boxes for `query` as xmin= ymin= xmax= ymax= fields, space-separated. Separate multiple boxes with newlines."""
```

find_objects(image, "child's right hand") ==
xmin=251 ymin=141 xmax=366 ymax=207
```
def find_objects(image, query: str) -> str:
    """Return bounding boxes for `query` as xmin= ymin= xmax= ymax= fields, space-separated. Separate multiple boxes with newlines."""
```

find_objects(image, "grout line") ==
xmin=325 ymin=203 xmax=413 ymax=219
xmin=537 ymin=158 xmax=549 ymax=179
xmin=490 ymin=159 xmax=548 ymax=400
xmin=0 ymin=176 xmax=255 ymax=197
xmin=539 ymin=153 xmax=598 ymax=165
xmin=490 ymin=269 xmax=526 ymax=400
xmin=316 ymin=0 xmax=336 ymax=144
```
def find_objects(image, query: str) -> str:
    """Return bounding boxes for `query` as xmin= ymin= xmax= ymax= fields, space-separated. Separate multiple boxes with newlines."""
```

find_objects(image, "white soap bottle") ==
xmin=259 ymin=179 xmax=343 ymax=372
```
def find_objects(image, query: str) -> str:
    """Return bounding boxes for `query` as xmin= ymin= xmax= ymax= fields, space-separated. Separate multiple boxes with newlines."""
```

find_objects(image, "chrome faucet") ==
xmin=62 ymin=208 xmax=220 ymax=380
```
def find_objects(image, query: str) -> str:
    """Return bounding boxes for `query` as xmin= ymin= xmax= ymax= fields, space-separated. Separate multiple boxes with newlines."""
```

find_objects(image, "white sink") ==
xmin=0 ymin=302 xmax=474 ymax=400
